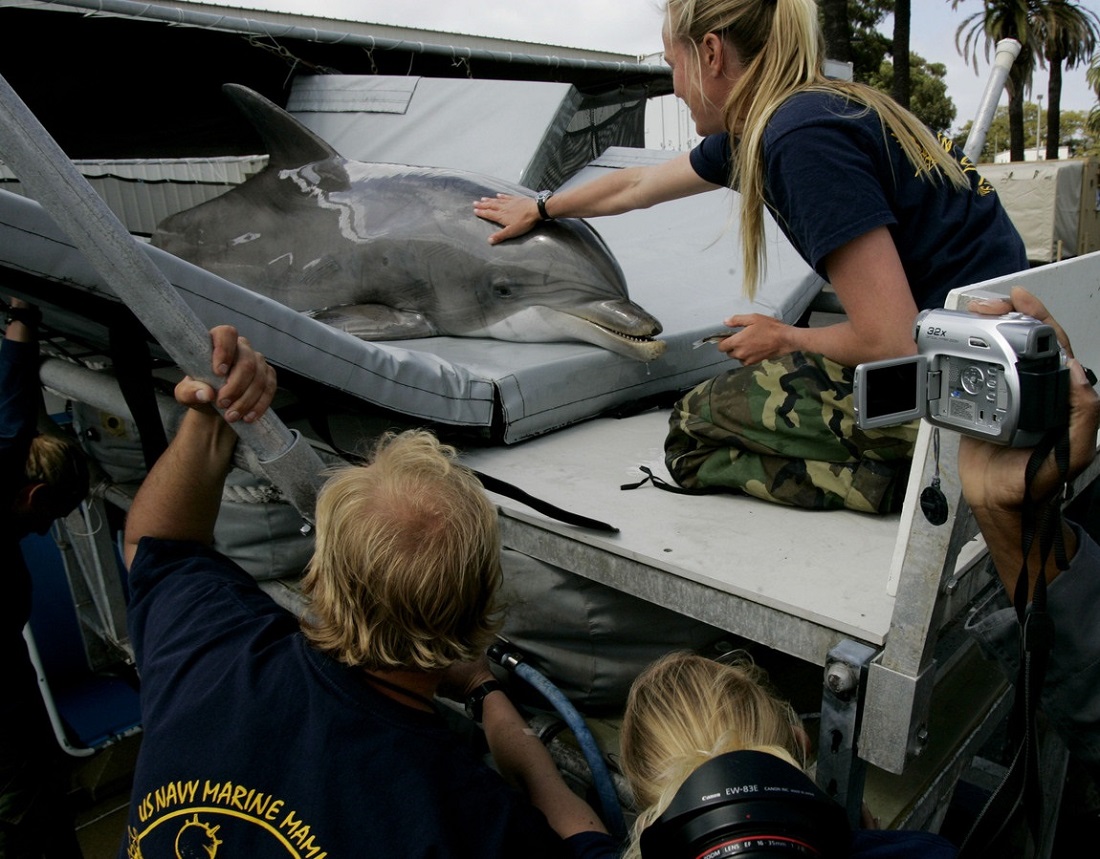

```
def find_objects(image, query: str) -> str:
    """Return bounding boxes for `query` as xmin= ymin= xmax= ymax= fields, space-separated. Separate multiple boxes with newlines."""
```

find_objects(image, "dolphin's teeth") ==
xmin=586 ymin=319 xmax=657 ymax=344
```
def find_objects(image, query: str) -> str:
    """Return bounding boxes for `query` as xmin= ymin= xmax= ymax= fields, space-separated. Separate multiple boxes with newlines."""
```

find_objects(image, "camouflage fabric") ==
xmin=665 ymin=351 xmax=918 ymax=513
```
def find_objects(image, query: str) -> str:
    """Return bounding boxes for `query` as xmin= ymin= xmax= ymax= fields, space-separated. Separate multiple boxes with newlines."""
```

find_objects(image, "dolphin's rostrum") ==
xmin=152 ymin=84 xmax=666 ymax=361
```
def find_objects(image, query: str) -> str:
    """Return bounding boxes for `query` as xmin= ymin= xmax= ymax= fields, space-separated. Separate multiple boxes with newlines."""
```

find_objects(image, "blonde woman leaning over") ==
xmin=474 ymin=0 xmax=1026 ymax=514
xmin=615 ymin=652 xmax=957 ymax=858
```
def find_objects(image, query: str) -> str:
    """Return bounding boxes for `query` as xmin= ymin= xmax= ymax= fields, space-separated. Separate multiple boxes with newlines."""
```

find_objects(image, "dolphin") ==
xmin=152 ymin=84 xmax=666 ymax=361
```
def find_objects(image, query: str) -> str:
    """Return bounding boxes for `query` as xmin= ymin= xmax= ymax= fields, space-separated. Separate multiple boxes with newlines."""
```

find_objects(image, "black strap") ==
xmin=621 ymin=465 xmax=729 ymax=496
xmin=959 ymin=426 xmax=1070 ymax=856
xmin=306 ymin=410 xmax=618 ymax=533
xmin=2 ymin=301 xmax=42 ymax=329
xmin=108 ymin=317 xmax=168 ymax=471
xmin=473 ymin=470 xmax=618 ymax=533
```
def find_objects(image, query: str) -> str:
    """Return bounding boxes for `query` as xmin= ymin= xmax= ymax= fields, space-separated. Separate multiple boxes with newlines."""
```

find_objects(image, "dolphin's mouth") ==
xmin=559 ymin=308 xmax=667 ymax=362
xmin=583 ymin=317 xmax=664 ymax=347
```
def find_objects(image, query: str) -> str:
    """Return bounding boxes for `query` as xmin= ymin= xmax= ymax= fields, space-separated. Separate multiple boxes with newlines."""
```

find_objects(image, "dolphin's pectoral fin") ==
xmin=308 ymin=304 xmax=438 ymax=340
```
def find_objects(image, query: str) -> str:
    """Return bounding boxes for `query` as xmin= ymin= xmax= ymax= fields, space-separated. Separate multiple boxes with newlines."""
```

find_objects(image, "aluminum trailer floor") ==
xmin=462 ymin=407 xmax=899 ymax=663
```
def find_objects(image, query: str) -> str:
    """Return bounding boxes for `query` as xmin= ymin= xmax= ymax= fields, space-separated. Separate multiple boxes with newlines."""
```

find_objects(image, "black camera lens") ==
xmin=640 ymin=751 xmax=850 ymax=859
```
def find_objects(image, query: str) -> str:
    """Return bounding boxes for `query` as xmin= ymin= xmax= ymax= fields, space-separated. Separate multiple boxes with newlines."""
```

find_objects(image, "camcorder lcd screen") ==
xmin=854 ymin=356 xmax=927 ymax=429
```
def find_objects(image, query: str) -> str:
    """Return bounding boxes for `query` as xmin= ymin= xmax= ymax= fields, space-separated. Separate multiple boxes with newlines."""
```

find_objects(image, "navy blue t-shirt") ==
xmin=690 ymin=91 xmax=1027 ymax=310
xmin=578 ymin=822 xmax=956 ymax=858
xmin=124 ymin=538 xmax=574 ymax=858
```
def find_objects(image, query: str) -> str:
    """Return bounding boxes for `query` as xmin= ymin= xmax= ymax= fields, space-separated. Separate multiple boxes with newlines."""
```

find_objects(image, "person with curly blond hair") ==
xmin=120 ymin=344 xmax=608 ymax=858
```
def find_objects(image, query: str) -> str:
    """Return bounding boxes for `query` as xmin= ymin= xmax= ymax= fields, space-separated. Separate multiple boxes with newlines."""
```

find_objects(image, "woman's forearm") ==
xmin=475 ymin=153 xmax=716 ymax=243
xmin=786 ymin=318 xmax=917 ymax=366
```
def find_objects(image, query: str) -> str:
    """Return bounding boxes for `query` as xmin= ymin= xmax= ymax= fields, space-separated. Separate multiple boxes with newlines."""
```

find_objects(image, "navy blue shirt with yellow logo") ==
xmin=690 ymin=91 xmax=1028 ymax=310
xmin=124 ymin=538 xmax=572 ymax=859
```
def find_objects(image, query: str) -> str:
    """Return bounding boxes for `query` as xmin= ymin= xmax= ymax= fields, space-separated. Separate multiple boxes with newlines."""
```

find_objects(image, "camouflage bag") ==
xmin=665 ymin=351 xmax=918 ymax=513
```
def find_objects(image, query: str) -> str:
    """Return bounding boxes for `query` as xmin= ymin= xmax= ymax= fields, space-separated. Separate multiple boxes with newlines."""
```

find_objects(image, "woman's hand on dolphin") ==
xmin=718 ymin=314 xmax=793 ymax=365
xmin=474 ymin=193 xmax=540 ymax=244
xmin=175 ymin=325 xmax=278 ymax=424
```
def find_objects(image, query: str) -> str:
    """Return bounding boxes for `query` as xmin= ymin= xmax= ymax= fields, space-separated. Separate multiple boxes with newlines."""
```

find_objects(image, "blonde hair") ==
xmin=24 ymin=431 xmax=89 ymax=516
xmin=300 ymin=430 xmax=502 ymax=671
xmin=620 ymin=651 xmax=806 ymax=859
xmin=665 ymin=0 xmax=969 ymax=298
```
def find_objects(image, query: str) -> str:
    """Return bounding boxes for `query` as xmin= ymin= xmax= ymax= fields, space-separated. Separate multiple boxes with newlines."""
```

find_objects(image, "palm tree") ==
xmin=893 ymin=0 xmax=912 ymax=108
xmin=953 ymin=0 xmax=1033 ymax=161
xmin=1030 ymin=2 xmax=1100 ymax=158
xmin=1088 ymin=54 xmax=1100 ymax=136
xmin=820 ymin=0 xmax=852 ymax=64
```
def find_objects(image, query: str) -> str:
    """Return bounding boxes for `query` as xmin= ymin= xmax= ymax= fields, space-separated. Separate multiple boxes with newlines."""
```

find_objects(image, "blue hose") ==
xmin=490 ymin=645 xmax=627 ymax=841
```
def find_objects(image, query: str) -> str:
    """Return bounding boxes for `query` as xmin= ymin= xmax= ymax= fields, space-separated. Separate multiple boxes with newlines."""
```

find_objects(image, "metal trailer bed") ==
xmin=457 ymin=254 xmax=1100 ymax=836
xmin=41 ymin=251 xmax=1099 ymax=842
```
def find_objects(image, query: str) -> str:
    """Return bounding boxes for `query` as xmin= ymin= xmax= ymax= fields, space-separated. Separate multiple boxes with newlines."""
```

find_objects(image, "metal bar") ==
xmin=54 ymin=499 xmax=131 ymax=660
xmin=21 ymin=0 xmax=669 ymax=78
xmin=861 ymin=425 xmax=966 ymax=773
xmin=40 ymin=358 xmax=181 ymax=435
xmin=963 ymin=39 xmax=1021 ymax=163
xmin=22 ymin=625 xmax=96 ymax=758
xmin=816 ymin=639 xmax=877 ymax=826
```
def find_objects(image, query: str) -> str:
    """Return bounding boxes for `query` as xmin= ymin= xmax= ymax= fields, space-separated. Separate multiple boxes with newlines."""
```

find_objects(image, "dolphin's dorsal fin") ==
xmin=223 ymin=83 xmax=340 ymax=168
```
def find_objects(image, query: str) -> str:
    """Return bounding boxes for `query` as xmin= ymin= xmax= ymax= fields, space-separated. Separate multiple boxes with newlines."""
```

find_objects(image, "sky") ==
xmin=235 ymin=0 xmax=1098 ymax=136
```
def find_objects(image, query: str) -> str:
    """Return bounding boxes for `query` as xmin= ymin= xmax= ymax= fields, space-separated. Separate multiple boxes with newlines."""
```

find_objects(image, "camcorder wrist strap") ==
xmin=959 ymin=426 xmax=1070 ymax=857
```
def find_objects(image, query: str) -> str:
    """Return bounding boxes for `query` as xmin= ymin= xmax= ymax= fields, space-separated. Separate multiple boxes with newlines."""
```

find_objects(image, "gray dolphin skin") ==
xmin=152 ymin=84 xmax=666 ymax=361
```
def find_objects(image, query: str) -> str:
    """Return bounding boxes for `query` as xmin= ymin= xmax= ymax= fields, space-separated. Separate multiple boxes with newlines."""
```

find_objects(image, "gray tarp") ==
xmin=981 ymin=158 xmax=1095 ymax=262
xmin=288 ymin=76 xmax=583 ymax=189
xmin=0 ymin=156 xmax=821 ymax=441
xmin=0 ymin=74 xmax=822 ymax=442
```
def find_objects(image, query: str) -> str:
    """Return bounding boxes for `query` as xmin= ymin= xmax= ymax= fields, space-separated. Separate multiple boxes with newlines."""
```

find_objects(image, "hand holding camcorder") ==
xmin=854 ymin=307 xmax=1070 ymax=447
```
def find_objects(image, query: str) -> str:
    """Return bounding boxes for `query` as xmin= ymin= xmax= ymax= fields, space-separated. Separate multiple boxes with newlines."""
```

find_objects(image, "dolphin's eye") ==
xmin=493 ymin=284 xmax=515 ymax=299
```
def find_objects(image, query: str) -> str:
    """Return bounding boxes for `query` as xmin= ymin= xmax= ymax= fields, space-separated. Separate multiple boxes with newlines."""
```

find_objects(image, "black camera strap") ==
xmin=959 ymin=426 xmax=1070 ymax=856
xmin=621 ymin=464 xmax=729 ymax=496
xmin=303 ymin=409 xmax=620 ymax=533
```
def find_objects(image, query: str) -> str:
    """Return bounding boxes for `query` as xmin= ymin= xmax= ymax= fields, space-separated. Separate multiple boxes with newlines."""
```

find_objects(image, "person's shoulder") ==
xmin=129 ymin=537 xmax=259 ymax=601
xmin=133 ymin=536 xmax=245 ymax=573
xmin=696 ymin=132 xmax=731 ymax=153
xmin=768 ymin=89 xmax=878 ymax=137
xmin=689 ymin=133 xmax=733 ymax=186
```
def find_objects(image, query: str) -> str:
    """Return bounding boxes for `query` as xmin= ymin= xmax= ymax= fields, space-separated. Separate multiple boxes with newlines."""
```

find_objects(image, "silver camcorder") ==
xmin=854 ymin=308 xmax=1069 ymax=447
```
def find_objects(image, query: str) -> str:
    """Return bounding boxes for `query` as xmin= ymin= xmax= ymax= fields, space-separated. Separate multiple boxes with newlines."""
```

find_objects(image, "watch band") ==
xmin=465 ymin=680 xmax=504 ymax=723
xmin=536 ymin=190 xmax=554 ymax=221
xmin=4 ymin=304 xmax=41 ymax=330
